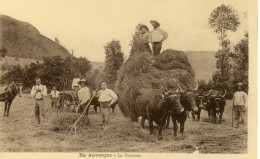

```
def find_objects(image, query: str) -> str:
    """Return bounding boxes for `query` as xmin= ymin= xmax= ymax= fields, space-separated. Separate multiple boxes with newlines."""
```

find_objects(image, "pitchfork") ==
xmin=65 ymin=93 xmax=96 ymax=137
xmin=23 ymin=99 xmax=36 ymax=129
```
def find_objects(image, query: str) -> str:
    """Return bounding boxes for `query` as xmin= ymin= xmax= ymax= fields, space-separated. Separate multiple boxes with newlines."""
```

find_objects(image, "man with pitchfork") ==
xmin=77 ymin=79 xmax=91 ymax=114
xmin=30 ymin=77 xmax=47 ymax=125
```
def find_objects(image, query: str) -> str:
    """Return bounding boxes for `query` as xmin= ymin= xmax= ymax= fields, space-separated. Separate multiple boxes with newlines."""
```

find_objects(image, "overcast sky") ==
xmin=0 ymin=0 xmax=248 ymax=62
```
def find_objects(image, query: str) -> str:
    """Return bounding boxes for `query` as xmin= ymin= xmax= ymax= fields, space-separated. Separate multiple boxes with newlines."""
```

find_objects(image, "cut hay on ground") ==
xmin=49 ymin=112 xmax=89 ymax=133
xmin=114 ymin=49 xmax=196 ymax=121
xmin=98 ymin=121 xmax=155 ymax=143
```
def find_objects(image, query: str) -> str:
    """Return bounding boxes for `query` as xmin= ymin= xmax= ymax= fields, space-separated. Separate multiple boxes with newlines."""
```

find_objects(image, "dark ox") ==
xmin=208 ymin=91 xmax=226 ymax=124
xmin=135 ymin=88 xmax=184 ymax=140
xmin=79 ymin=94 xmax=118 ymax=115
xmin=89 ymin=96 xmax=117 ymax=114
xmin=165 ymin=84 xmax=198 ymax=136
xmin=0 ymin=82 xmax=22 ymax=117
xmin=192 ymin=93 xmax=207 ymax=121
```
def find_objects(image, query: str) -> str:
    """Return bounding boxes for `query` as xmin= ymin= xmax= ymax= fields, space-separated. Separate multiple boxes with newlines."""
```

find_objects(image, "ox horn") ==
xmin=193 ymin=82 xmax=198 ymax=91
xmin=222 ymin=90 xmax=227 ymax=98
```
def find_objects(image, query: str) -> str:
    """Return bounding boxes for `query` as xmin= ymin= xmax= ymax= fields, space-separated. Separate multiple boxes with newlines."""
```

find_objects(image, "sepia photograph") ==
xmin=0 ymin=0 xmax=257 ymax=158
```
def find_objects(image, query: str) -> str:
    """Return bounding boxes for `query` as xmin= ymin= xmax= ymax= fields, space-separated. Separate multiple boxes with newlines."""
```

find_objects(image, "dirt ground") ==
xmin=0 ymin=94 xmax=247 ymax=153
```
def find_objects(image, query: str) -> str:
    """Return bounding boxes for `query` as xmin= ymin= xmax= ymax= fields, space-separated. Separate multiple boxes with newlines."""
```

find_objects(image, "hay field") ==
xmin=0 ymin=94 xmax=247 ymax=153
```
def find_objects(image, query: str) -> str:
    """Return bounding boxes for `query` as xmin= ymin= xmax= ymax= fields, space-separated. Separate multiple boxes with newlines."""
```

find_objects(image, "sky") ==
xmin=0 ymin=0 xmax=248 ymax=62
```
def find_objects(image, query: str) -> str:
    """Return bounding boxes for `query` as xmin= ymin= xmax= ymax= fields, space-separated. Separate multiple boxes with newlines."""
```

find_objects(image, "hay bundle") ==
xmin=114 ymin=49 xmax=195 ymax=120
xmin=98 ymin=121 xmax=154 ymax=142
xmin=50 ymin=112 xmax=89 ymax=133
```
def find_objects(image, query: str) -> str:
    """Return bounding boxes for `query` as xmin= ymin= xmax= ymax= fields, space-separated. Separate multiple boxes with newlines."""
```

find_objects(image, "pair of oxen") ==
xmin=132 ymin=84 xmax=226 ymax=140
xmin=192 ymin=90 xmax=226 ymax=124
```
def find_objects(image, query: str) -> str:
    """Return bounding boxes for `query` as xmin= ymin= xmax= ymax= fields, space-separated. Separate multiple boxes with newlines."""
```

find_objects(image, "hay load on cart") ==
xmin=114 ymin=49 xmax=196 ymax=121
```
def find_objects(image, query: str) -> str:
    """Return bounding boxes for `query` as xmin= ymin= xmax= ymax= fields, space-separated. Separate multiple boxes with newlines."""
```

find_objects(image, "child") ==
xmin=50 ymin=85 xmax=60 ymax=112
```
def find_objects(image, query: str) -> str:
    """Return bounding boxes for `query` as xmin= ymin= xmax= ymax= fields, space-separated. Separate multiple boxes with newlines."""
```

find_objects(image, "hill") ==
xmin=185 ymin=51 xmax=216 ymax=82
xmin=0 ymin=14 xmax=71 ymax=59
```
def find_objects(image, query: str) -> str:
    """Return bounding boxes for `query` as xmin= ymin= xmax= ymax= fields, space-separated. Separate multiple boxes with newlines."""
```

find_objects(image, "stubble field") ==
xmin=0 ymin=94 xmax=247 ymax=153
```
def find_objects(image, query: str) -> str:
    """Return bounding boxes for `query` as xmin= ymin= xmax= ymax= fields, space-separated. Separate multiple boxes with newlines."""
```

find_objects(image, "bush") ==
xmin=1 ymin=55 xmax=92 ymax=90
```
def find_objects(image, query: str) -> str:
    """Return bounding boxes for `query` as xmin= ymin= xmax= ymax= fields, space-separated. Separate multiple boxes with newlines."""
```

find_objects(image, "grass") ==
xmin=0 ymin=94 xmax=247 ymax=153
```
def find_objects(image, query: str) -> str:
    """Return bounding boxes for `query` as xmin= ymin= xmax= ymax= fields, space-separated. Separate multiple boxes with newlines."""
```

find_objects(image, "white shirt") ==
xmin=98 ymin=88 xmax=118 ymax=104
xmin=232 ymin=91 xmax=248 ymax=107
xmin=50 ymin=90 xmax=60 ymax=98
xmin=30 ymin=84 xmax=47 ymax=99
xmin=72 ymin=78 xmax=80 ymax=89
xmin=78 ymin=86 xmax=91 ymax=105
xmin=149 ymin=28 xmax=168 ymax=43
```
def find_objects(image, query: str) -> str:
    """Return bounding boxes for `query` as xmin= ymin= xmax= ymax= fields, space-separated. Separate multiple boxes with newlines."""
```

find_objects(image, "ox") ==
xmin=89 ymin=96 xmax=117 ymax=114
xmin=135 ymin=87 xmax=184 ymax=140
xmin=165 ymin=84 xmax=198 ymax=136
xmin=192 ymin=89 xmax=208 ymax=121
xmin=208 ymin=91 xmax=226 ymax=124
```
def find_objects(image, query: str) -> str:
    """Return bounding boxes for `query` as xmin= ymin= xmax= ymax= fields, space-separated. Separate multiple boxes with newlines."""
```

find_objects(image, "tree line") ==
xmin=198 ymin=4 xmax=248 ymax=99
xmin=0 ymin=39 xmax=124 ymax=92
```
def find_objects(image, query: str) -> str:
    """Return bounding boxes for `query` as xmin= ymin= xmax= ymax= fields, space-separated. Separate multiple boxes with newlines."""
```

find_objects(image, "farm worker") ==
xmin=77 ymin=79 xmax=91 ymax=114
xmin=139 ymin=25 xmax=152 ymax=53
xmin=149 ymin=20 xmax=168 ymax=56
xmin=97 ymin=82 xmax=118 ymax=127
xmin=72 ymin=73 xmax=81 ymax=91
xmin=231 ymin=83 xmax=248 ymax=128
xmin=50 ymin=85 xmax=60 ymax=112
xmin=30 ymin=77 xmax=47 ymax=125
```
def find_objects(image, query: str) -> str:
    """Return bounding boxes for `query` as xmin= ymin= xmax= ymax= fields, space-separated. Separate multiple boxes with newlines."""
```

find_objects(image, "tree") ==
xmin=229 ymin=32 xmax=248 ymax=92
xmin=209 ymin=4 xmax=240 ymax=46
xmin=70 ymin=56 xmax=92 ymax=76
xmin=104 ymin=40 xmax=124 ymax=88
xmin=209 ymin=4 xmax=240 ymax=91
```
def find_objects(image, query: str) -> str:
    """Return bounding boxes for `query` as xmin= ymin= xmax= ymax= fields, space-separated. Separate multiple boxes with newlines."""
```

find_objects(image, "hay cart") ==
xmin=46 ymin=76 xmax=79 ymax=112
xmin=59 ymin=91 xmax=79 ymax=112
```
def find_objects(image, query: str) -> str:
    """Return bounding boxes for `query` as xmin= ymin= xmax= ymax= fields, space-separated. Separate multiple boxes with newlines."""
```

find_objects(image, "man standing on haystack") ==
xmin=149 ymin=20 xmax=168 ymax=55
xmin=30 ymin=77 xmax=47 ymax=125
xmin=77 ymin=79 xmax=91 ymax=114
xmin=231 ymin=83 xmax=248 ymax=128
xmin=97 ymin=82 xmax=118 ymax=128
xmin=139 ymin=25 xmax=152 ymax=53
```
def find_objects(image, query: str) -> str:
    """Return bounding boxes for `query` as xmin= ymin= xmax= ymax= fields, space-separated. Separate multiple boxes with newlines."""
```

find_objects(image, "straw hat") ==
xmin=78 ymin=79 xmax=87 ymax=85
xmin=150 ymin=20 xmax=160 ymax=27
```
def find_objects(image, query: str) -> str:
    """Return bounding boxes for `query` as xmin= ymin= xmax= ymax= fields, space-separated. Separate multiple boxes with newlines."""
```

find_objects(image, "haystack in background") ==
xmin=114 ymin=49 xmax=196 ymax=121
xmin=50 ymin=112 xmax=89 ymax=133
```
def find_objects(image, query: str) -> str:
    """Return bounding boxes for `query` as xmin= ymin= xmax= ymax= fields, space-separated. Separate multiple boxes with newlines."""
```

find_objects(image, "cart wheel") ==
xmin=62 ymin=94 xmax=76 ymax=112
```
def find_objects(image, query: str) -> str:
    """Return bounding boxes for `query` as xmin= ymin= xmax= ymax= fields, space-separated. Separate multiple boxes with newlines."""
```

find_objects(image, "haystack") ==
xmin=50 ymin=112 xmax=89 ymax=133
xmin=114 ymin=49 xmax=195 ymax=120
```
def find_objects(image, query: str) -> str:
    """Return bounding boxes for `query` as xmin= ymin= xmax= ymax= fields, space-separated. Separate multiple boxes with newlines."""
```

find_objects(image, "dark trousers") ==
xmin=152 ymin=42 xmax=162 ymax=55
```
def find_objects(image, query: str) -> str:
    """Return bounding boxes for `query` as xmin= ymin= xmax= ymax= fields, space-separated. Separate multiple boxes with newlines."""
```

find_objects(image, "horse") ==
xmin=0 ymin=82 xmax=22 ymax=117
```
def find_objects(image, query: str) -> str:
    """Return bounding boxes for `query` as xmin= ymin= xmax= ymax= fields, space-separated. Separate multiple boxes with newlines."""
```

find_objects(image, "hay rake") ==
xmin=65 ymin=93 xmax=96 ymax=137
